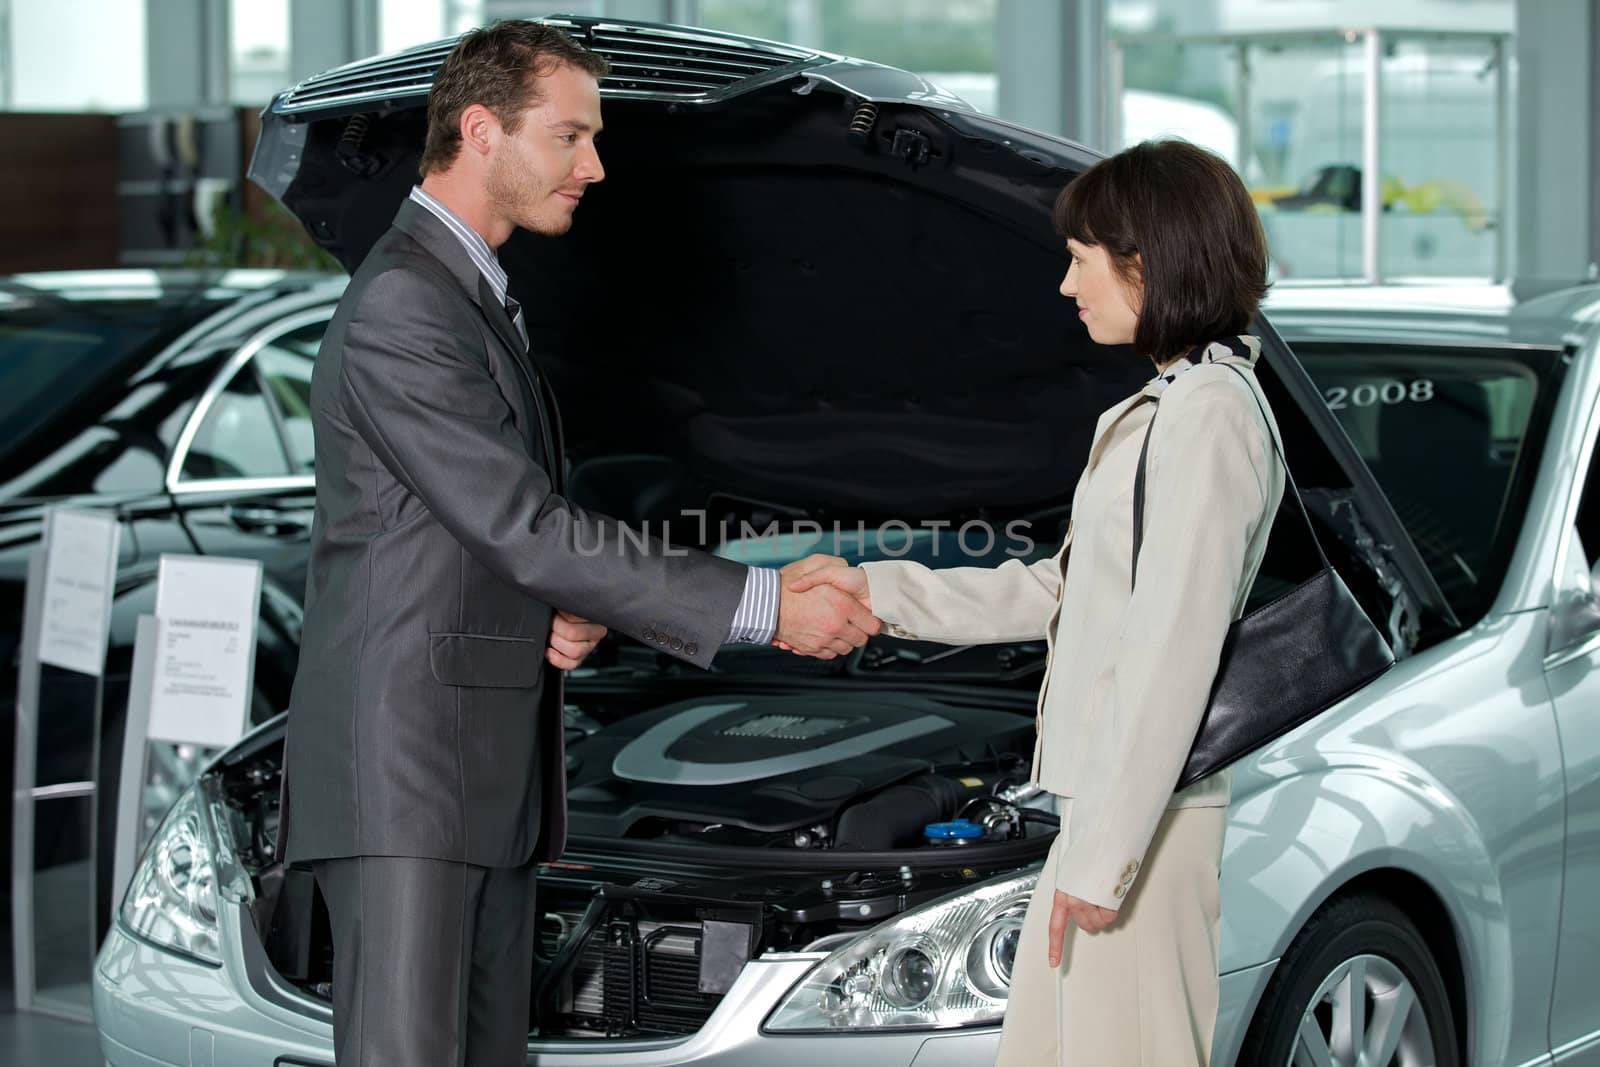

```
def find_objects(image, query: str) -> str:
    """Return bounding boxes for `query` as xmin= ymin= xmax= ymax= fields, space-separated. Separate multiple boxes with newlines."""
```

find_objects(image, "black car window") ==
xmin=180 ymin=365 xmax=293 ymax=481
xmin=253 ymin=320 xmax=326 ymax=474
xmin=1296 ymin=342 xmax=1562 ymax=624
xmin=0 ymin=303 xmax=218 ymax=486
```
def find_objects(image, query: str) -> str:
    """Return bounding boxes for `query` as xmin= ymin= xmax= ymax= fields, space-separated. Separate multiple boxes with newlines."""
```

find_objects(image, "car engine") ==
xmin=564 ymin=691 xmax=1039 ymax=849
xmin=218 ymin=688 xmax=1049 ymax=1039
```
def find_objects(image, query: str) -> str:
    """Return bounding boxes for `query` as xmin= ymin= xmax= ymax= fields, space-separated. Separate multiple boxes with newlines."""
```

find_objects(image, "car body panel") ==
xmin=1224 ymin=609 xmax=1564 ymax=1064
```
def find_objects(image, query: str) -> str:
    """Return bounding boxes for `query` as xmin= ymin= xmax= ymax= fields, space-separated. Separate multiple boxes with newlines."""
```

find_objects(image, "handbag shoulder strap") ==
xmin=1132 ymin=362 xmax=1331 ymax=590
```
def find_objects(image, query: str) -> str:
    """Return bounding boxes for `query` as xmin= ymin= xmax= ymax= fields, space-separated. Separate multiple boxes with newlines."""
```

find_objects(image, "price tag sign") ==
xmin=147 ymin=554 xmax=262 ymax=748
xmin=37 ymin=508 xmax=121 ymax=676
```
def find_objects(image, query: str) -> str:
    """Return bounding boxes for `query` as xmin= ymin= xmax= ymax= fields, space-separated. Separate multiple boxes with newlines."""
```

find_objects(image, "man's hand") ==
xmin=775 ymin=582 xmax=880 ymax=658
xmin=546 ymin=610 xmax=607 ymax=670
xmin=783 ymin=554 xmax=871 ymax=612
xmin=1047 ymin=891 xmax=1120 ymax=965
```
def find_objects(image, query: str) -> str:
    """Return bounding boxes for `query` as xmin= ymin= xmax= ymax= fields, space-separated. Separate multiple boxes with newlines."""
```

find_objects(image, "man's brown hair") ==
xmin=1053 ymin=139 xmax=1269 ymax=362
xmin=419 ymin=20 xmax=610 ymax=177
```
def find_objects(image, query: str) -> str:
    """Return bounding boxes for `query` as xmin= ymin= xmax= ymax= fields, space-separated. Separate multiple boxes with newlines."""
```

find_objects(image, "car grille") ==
xmin=276 ymin=18 xmax=819 ymax=116
xmin=541 ymin=907 xmax=723 ymax=1037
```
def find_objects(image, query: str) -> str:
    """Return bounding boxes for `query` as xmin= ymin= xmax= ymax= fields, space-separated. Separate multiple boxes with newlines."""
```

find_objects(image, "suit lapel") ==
xmin=1086 ymin=383 xmax=1161 ymax=473
xmin=477 ymin=275 xmax=539 ymax=389
xmin=479 ymin=277 xmax=522 ymax=353
xmin=389 ymin=199 xmax=564 ymax=489
xmin=477 ymin=276 xmax=563 ymax=487
xmin=1084 ymin=351 xmax=1259 ymax=472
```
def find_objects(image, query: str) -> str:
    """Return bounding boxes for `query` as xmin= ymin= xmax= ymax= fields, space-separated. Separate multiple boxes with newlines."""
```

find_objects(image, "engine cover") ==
xmin=564 ymin=693 xmax=1034 ymax=838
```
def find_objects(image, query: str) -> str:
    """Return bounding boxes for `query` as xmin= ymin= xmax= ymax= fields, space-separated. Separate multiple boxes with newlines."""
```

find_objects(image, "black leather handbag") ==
xmin=1133 ymin=362 xmax=1395 ymax=790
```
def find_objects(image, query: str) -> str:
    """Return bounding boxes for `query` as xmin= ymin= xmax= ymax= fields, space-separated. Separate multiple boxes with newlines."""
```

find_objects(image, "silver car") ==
xmin=91 ymin=15 xmax=1599 ymax=1067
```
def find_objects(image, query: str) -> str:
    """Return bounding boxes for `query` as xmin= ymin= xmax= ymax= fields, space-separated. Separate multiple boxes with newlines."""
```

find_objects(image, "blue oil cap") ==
xmin=924 ymin=819 xmax=986 ymax=843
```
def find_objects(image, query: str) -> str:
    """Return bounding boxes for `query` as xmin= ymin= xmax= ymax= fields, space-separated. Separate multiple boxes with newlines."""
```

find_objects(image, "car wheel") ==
xmin=1237 ymin=893 xmax=1460 ymax=1067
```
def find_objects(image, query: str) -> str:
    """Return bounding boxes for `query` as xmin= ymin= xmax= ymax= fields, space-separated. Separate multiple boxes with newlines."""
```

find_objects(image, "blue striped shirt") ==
xmin=407 ymin=186 xmax=779 ymax=646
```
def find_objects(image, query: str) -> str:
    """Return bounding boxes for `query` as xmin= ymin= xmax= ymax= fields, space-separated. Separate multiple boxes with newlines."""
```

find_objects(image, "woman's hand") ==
xmin=1048 ymin=891 xmax=1120 ymax=965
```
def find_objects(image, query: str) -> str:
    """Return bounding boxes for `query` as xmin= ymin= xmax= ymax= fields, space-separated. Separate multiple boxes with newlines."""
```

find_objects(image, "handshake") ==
xmin=770 ymin=553 xmax=881 ymax=659
xmin=545 ymin=554 xmax=879 ymax=669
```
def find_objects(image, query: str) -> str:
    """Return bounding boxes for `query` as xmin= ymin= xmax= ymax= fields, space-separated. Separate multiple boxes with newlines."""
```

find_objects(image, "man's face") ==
xmin=486 ymin=63 xmax=605 ymax=237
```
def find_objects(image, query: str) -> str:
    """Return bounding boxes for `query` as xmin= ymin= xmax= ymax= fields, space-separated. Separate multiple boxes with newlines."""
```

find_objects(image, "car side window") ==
xmin=180 ymin=365 xmax=292 ymax=481
xmin=253 ymin=321 xmax=325 ymax=475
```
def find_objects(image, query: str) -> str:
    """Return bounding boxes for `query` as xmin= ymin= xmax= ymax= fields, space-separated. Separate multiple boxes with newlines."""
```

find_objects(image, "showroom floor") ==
xmin=0 ymin=1008 xmax=104 ymax=1065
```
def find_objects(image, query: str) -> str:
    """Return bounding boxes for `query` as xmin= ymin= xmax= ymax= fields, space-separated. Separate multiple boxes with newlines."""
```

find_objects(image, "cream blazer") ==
xmin=861 ymin=352 xmax=1285 ymax=909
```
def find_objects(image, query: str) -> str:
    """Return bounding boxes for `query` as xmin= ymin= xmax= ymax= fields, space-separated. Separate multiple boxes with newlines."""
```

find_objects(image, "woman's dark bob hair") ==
xmin=1054 ymin=139 xmax=1269 ymax=362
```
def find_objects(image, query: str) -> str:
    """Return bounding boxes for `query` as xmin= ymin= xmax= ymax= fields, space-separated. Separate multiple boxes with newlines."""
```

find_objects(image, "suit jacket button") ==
xmin=643 ymin=628 xmax=657 ymax=642
xmin=657 ymin=633 xmax=670 ymax=645
xmin=685 ymin=642 xmax=698 ymax=656
xmin=1113 ymin=885 xmax=1126 ymax=899
xmin=670 ymin=637 xmax=683 ymax=651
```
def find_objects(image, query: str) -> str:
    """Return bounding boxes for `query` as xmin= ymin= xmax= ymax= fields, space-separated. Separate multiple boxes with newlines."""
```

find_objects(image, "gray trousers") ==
xmin=313 ymin=855 xmax=540 ymax=1067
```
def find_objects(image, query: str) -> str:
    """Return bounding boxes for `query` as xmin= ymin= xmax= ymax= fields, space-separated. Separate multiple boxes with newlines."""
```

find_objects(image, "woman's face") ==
xmin=1060 ymin=239 xmax=1142 ymax=347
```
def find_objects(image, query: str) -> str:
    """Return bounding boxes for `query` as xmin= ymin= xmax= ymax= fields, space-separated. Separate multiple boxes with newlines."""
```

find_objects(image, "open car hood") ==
xmin=249 ymin=15 xmax=1455 ymax=626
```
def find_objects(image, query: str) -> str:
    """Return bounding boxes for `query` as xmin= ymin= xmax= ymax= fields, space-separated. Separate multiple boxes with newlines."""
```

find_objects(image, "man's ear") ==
xmin=459 ymin=103 xmax=497 ymax=159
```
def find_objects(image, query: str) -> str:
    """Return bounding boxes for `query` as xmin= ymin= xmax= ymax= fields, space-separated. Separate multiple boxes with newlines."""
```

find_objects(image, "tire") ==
xmin=1236 ymin=893 xmax=1461 ymax=1067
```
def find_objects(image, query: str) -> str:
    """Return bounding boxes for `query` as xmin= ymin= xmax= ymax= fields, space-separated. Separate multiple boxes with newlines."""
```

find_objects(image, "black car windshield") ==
xmin=0 ymin=282 xmax=249 ymax=488
xmin=1295 ymin=341 xmax=1564 ymax=625
xmin=2 ymin=308 xmax=180 ymax=455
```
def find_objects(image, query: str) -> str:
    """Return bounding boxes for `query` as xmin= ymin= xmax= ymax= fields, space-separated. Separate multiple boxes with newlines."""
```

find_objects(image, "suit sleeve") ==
xmin=1055 ymin=380 xmax=1271 ymax=908
xmin=858 ymin=535 xmax=1068 ymax=645
xmin=337 ymin=267 xmax=747 ymax=668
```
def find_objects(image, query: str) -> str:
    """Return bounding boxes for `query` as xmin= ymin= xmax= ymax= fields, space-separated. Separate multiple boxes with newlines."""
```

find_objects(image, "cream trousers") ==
xmin=994 ymin=799 xmax=1226 ymax=1066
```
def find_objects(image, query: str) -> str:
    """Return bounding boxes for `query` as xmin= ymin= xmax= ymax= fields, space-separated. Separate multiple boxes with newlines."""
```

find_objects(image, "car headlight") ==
xmin=765 ymin=869 xmax=1037 ymax=1032
xmin=119 ymin=783 xmax=229 ymax=964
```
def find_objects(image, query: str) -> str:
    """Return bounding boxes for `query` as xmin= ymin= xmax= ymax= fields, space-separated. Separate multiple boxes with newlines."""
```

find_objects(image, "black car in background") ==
xmin=0 ymin=268 xmax=345 ymax=989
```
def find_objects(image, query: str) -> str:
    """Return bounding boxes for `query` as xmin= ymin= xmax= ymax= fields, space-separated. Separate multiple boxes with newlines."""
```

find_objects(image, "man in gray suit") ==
xmin=283 ymin=21 xmax=878 ymax=1066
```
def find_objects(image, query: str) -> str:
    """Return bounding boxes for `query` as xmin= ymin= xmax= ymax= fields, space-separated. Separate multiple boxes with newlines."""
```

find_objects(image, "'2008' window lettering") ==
xmin=1324 ymin=379 xmax=1435 ymax=411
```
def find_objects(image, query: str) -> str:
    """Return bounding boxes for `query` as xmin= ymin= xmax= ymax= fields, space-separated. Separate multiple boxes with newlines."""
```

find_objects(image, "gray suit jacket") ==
xmin=283 ymin=200 xmax=748 ymax=867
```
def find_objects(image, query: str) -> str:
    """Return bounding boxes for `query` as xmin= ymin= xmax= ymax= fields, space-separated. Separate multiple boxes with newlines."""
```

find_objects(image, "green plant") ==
xmin=187 ymin=193 xmax=341 ymax=271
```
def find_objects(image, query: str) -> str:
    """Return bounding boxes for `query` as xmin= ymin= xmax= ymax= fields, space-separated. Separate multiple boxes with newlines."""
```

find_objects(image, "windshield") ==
xmin=2 ymin=308 xmax=180 ymax=452
xmin=1295 ymin=341 xmax=1563 ymax=624
xmin=0 ymin=291 xmax=241 ymax=493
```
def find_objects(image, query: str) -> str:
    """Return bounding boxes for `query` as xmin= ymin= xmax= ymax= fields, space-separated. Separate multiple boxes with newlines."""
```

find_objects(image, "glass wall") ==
xmin=1112 ymin=24 xmax=1510 ymax=282
xmin=6 ymin=0 xmax=146 ymax=111
xmin=697 ymin=0 xmax=995 ymax=108
xmin=381 ymin=0 xmax=448 ymax=54
xmin=232 ymin=0 xmax=287 ymax=107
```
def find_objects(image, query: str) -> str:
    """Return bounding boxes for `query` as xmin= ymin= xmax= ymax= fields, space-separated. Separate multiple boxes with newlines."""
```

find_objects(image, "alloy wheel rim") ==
xmin=1289 ymin=953 xmax=1437 ymax=1067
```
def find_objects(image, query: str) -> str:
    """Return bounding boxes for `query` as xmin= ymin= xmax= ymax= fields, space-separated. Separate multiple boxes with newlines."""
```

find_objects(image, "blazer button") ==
xmin=685 ymin=642 xmax=698 ymax=657
xmin=657 ymin=633 xmax=669 ymax=645
xmin=1113 ymin=885 xmax=1126 ymax=899
xmin=643 ymin=628 xmax=657 ymax=642
xmin=670 ymin=638 xmax=683 ymax=651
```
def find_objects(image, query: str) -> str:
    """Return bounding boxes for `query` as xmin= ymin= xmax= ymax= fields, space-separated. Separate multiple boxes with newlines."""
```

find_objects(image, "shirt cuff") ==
xmin=726 ymin=566 xmax=780 ymax=645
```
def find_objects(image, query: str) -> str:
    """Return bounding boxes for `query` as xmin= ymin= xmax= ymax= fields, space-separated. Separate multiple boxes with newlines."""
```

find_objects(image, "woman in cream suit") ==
xmin=787 ymin=140 xmax=1285 ymax=1065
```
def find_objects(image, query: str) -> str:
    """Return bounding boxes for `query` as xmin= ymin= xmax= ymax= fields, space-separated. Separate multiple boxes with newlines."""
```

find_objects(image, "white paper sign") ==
xmin=37 ymin=508 xmax=121 ymax=676
xmin=148 ymin=554 xmax=262 ymax=747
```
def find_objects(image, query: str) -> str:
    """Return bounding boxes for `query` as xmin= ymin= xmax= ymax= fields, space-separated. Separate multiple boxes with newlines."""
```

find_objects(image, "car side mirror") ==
xmin=1551 ymin=565 xmax=1600 ymax=655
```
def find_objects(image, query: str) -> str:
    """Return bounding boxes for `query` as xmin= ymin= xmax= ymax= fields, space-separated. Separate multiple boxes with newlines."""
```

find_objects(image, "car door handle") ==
xmin=226 ymin=505 xmax=310 ymax=536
